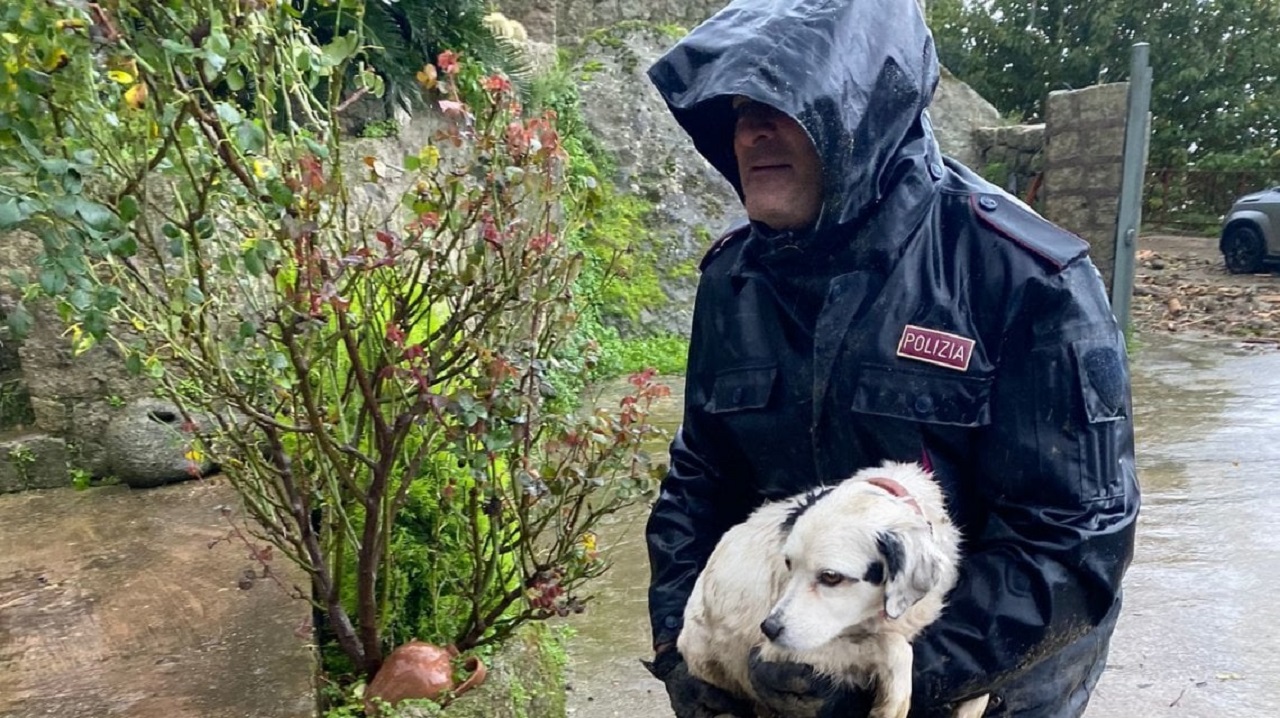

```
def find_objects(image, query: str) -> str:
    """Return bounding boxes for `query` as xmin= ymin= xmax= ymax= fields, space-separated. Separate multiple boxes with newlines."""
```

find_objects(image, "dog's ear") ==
xmin=877 ymin=528 xmax=945 ymax=619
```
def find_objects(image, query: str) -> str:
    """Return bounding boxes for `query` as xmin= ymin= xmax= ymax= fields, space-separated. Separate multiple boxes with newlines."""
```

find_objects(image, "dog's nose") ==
xmin=761 ymin=615 xmax=784 ymax=642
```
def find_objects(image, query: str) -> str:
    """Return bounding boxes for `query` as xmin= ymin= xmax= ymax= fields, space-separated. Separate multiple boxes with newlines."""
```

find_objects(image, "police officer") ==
xmin=641 ymin=0 xmax=1140 ymax=716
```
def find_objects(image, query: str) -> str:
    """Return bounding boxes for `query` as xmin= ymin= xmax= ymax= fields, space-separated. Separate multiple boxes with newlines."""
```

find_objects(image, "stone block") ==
xmin=1051 ymin=166 xmax=1087 ymax=193
xmin=104 ymin=397 xmax=215 ymax=489
xmin=1007 ymin=123 xmax=1046 ymax=152
xmin=30 ymin=395 xmax=71 ymax=435
xmin=0 ymin=433 xmax=70 ymax=492
xmin=1076 ymin=83 xmax=1130 ymax=127
xmin=1046 ymin=131 xmax=1082 ymax=163
xmin=1088 ymin=166 xmax=1124 ymax=195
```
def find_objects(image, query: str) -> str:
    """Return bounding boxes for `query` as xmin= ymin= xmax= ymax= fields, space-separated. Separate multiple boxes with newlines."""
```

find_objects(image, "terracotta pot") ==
xmin=364 ymin=641 xmax=487 ymax=714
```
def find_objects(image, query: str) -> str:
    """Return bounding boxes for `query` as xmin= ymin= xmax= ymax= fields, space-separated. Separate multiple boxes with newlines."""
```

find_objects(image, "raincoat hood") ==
xmin=648 ymin=0 xmax=942 ymax=232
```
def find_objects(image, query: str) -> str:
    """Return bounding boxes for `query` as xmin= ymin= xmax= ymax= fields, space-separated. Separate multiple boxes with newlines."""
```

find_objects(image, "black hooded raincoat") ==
xmin=643 ymin=0 xmax=1140 ymax=716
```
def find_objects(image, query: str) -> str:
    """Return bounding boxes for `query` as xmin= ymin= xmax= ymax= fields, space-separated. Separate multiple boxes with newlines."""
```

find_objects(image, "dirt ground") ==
xmin=1132 ymin=233 xmax=1280 ymax=343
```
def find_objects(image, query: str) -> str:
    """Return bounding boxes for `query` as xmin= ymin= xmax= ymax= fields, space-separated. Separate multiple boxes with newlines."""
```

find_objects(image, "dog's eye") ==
xmin=817 ymin=570 xmax=845 ymax=587
xmin=784 ymin=558 xmax=793 ymax=571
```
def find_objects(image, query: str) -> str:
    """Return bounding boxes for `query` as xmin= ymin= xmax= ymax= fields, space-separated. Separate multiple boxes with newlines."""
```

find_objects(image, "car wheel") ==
xmin=1222 ymin=224 xmax=1266 ymax=274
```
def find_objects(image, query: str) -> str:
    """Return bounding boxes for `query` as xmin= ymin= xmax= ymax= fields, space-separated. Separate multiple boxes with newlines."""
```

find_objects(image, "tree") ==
xmin=929 ymin=0 xmax=1280 ymax=167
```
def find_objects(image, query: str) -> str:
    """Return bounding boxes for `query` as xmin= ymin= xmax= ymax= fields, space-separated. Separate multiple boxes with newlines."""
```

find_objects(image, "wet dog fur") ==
xmin=677 ymin=461 xmax=989 ymax=718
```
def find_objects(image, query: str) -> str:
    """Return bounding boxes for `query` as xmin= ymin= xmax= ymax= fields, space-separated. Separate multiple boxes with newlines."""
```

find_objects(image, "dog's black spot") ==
xmin=862 ymin=560 xmax=885 ymax=585
xmin=779 ymin=486 xmax=836 ymax=538
xmin=877 ymin=531 xmax=906 ymax=581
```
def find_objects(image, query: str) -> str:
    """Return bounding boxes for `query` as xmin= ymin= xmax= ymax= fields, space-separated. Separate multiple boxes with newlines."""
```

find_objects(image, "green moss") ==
xmin=578 ymin=21 xmax=688 ymax=76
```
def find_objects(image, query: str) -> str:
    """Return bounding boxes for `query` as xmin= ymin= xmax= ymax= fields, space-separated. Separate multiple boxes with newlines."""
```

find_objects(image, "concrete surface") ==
xmin=0 ymin=479 xmax=316 ymax=718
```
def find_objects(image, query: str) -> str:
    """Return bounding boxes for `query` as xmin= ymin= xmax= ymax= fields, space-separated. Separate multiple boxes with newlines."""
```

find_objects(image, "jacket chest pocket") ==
xmin=705 ymin=365 xmax=778 ymax=413
xmin=851 ymin=364 xmax=992 ymax=427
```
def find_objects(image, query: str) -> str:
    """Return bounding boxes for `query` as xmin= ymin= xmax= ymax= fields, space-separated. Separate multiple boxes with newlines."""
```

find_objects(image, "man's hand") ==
xmin=643 ymin=648 xmax=754 ymax=718
xmin=747 ymin=647 xmax=875 ymax=718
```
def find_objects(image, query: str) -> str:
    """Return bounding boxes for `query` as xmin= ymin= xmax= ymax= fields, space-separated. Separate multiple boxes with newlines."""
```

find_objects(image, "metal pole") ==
xmin=1111 ymin=43 xmax=1152 ymax=330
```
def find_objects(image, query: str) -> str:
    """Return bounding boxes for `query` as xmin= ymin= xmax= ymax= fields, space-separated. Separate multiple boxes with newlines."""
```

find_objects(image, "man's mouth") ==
xmin=748 ymin=163 xmax=791 ymax=174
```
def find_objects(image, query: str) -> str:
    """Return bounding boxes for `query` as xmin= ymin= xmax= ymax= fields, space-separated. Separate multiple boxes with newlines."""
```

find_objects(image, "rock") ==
xmin=932 ymin=67 xmax=1005 ymax=168
xmin=1150 ymin=258 xmax=1166 ymax=270
xmin=104 ymin=398 xmax=214 ymax=489
xmin=573 ymin=23 xmax=739 ymax=338
xmin=0 ymin=434 xmax=70 ymax=493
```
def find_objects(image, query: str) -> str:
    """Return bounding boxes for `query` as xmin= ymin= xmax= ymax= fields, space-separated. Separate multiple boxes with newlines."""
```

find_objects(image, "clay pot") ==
xmin=364 ymin=641 xmax=486 ymax=714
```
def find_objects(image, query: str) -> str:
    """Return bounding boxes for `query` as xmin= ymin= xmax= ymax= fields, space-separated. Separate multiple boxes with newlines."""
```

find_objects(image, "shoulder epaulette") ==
xmin=970 ymin=193 xmax=1089 ymax=272
xmin=699 ymin=219 xmax=751 ymax=271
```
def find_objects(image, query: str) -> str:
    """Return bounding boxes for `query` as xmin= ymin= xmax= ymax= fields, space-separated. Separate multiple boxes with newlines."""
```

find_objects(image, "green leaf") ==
xmin=4 ymin=303 xmax=33 ymax=339
xmin=39 ymin=267 xmax=67 ymax=295
xmin=117 ymin=195 xmax=140 ymax=223
xmin=0 ymin=199 xmax=23 ymax=229
xmin=73 ymin=149 xmax=96 ymax=166
xmin=160 ymin=39 xmax=195 ymax=55
xmin=215 ymin=102 xmax=242 ymax=126
xmin=194 ymin=217 xmax=215 ymax=238
xmin=235 ymin=121 xmax=266 ymax=153
xmin=76 ymin=199 xmax=115 ymax=230
xmin=161 ymin=222 xmax=182 ymax=240
xmin=238 ymin=321 xmax=256 ymax=339
xmin=51 ymin=196 xmax=78 ymax=219
xmin=320 ymin=33 xmax=359 ymax=68
xmin=107 ymin=234 xmax=138 ymax=257
xmin=303 ymin=137 xmax=329 ymax=159
xmin=125 ymin=352 xmax=143 ymax=375
xmin=40 ymin=158 xmax=70 ymax=175
xmin=185 ymin=284 xmax=205 ymax=305
xmin=243 ymin=247 xmax=264 ymax=276
xmin=68 ymin=288 xmax=91 ymax=310
xmin=226 ymin=66 xmax=245 ymax=92
xmin=16 ymin=68 xmax=51 ymax=94
xmin=83 ymin=310 xmax=107 ymax=339
xmin=267 ymin=179 xmax=294 ymax=208
xmin=208 ymin=30 xmax=232 ymax=57
xmin=94 ymin=288 xmax=120 ymax=311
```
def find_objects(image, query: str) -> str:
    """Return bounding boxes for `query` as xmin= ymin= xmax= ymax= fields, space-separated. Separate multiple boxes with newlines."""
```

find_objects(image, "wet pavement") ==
xmin=0 ymin=479 xmax=315 ymax=718
xmin=563 ymin=332 xmax=1280 ymax=718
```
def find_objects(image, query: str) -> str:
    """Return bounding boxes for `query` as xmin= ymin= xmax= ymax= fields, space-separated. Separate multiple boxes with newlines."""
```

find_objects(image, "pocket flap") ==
xmin=705 ymin=365 xmax=777 ymax=413
xmin=852 ymin=364 xmax=992 ymax=427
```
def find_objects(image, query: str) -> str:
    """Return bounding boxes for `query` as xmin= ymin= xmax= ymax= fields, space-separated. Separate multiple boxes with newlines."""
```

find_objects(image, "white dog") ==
xmin=678 ymin=461 xmax=989 ymax=718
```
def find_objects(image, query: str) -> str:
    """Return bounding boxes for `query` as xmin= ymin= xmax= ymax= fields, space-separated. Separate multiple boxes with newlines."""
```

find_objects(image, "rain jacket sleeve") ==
xmin=911 ymin=258 xmax=1139 ymax=710
xmin=645 ymin=280 xmax=758 ymax=651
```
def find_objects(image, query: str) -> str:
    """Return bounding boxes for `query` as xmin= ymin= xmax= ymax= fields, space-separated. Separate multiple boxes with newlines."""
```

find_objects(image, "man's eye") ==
xmin=817 ymin=570 xmax=845 ymax=587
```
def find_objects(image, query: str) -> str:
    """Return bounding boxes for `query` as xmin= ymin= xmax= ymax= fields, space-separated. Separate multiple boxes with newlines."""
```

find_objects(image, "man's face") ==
xmin=733 ymin=99 xmax=823 ymax=231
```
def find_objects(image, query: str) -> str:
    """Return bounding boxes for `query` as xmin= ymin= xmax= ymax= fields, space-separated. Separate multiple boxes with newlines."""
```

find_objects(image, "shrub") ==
xmin=0 ymin=0 xmax=667 ymax=688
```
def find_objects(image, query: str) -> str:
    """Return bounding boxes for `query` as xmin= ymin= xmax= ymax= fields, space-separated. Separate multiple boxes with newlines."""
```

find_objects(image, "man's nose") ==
xmin=735 ymin=115 xmax=776 ymax=145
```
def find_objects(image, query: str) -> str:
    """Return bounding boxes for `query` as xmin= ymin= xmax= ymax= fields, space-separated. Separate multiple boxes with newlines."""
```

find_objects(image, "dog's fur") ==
xmin=678 ymin=461 xmax=988 ymax=718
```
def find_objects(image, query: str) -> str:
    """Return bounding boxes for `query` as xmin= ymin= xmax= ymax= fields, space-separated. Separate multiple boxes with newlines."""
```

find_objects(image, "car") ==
xmin=1220 ymin=186 xmax=1280 ymax=274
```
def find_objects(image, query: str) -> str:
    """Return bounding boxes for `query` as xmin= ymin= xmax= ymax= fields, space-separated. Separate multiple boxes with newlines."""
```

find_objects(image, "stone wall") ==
xmin=1041 ymin=83 xmax=1130 ymax=289
xmin=973 ymin=123 xmax=1046 ymax=198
